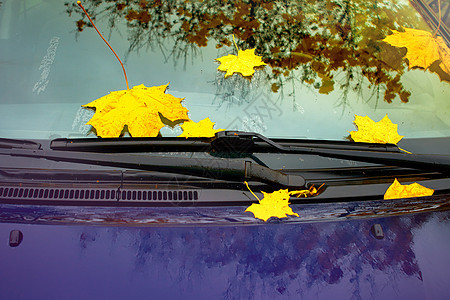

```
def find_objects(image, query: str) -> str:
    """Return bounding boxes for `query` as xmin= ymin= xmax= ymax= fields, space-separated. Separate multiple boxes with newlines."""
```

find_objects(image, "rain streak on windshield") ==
xmin=0 ymin=0 xmax=449 ymax=140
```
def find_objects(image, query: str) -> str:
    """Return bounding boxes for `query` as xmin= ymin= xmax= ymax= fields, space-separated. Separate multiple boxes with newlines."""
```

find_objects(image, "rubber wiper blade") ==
xmin=0 ymin=138 xmax=41 ymax=150
xmin=51 ymin=134 xmax=400 ymax=153
xmin=0 ymin=148 xmax=306 ymax=188
xmin=49 ymin=132 xmax=450 ymax=173
xmin=213 ymin=131 xmax=450 ymax=174
xmin=51 ymin=137 xmax=211 ymax=152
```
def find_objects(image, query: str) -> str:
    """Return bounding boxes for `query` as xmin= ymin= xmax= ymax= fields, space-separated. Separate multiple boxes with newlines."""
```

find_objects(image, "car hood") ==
xmin=0 ymin=203 xmax=449 ymax=299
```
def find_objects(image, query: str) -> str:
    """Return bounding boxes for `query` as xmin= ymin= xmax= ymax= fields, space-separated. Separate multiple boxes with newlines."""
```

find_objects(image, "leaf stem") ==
xmin=232 ymin=34 xmax=239 ymax=53
xmin=244 ymin=181 xmax=261 ymax=202
xmin=77 ymin=1 xmax=129 ymax=90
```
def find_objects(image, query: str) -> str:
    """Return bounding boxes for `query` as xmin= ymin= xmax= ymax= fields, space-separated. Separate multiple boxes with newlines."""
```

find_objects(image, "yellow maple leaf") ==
xmin=216 ymin=49 xmax=266 ymax=78
xmin=349 ymin=114 xmax=404 ymax=145
xmin=178 ymin=117 xmax=224 ymax=138
xmin=382 ymin=28 xmax=450 ymax=74
xmin=384 ymin=178 xmax=434 ymax=200
xmin=82 ymin=83 xmax=189 ymax=137
xmin=216 ymin=35 xmax=266 ymax=78
xmin=244 ymin=182 xmax=320 ymax=222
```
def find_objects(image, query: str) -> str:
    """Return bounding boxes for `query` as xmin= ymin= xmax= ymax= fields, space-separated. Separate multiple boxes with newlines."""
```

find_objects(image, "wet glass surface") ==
xmin=0 ymin=0 xmax=449 ymax=139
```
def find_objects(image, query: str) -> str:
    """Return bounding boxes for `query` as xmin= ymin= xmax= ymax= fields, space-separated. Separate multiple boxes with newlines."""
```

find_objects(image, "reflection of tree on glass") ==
xmin=77 ymin=212 xmax=436 ymax=299
xmin=66 ymin=0 xmax=448 ymax=105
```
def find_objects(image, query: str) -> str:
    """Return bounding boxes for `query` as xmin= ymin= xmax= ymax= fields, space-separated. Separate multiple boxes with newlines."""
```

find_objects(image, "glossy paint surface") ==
xmin=0 ymin=204 xmax=449 ymax=299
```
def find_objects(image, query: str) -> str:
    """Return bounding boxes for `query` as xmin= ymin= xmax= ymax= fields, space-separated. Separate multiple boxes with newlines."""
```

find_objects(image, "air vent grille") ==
xmin=0 ymin=186 xmax=198 ymax=202
xmin=118 ymin=190 xmax=198 ymax=201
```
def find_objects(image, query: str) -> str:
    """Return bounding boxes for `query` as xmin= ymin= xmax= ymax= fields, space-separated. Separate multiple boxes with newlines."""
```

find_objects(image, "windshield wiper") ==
xmin=0 ymin=138 xmax=41 ymax=150
xmin=50 ymin=134 xmax=401 ymax=153
xmin=0 ymin=148 xmax=306 ymax=188
xmin=50 ymin=131 xmax=450 ymax=174
xmin=211 ymin=131 xmax=450 ymax=174
xmin=1 ymin=132 xmax=449 ymax=189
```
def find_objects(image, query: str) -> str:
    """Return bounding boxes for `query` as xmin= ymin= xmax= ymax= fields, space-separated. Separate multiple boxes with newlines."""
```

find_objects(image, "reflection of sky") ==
xmin=1 ymin=211 xmax=449 ymax=299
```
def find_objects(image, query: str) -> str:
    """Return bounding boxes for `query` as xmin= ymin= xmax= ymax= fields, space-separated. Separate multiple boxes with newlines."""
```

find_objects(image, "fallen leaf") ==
xmin=216 ymin=48 xmax=266 ymax=78
xmin=349 ymin=114 xmax=404 ymax=145
xmin=245 ymin=188 xmax=298 ymax=221
xmin=382 ymin=28 xmax=450 ymax=75
xmin=178 ymin=117 xmax=224 ymax=138
xmin=384 ymin=178 xmax=434 ymax=200
xmin=82 ymin=83 xmax=189 ymax=137
xmin=244 ymin=182 xmax=320 ymax=221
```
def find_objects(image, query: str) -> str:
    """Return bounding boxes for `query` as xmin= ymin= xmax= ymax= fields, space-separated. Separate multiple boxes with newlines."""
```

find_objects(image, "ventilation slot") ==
xmin=119 ymin=190 xmax=198 ymax=201
xmin=0 ymin=186 xmax=199 ymax=202
xmin=0 ymin=187 xmax=117 ymax=201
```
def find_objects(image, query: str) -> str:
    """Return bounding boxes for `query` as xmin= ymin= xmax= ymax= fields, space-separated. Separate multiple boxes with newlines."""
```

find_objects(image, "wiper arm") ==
xmin=0 ymin=148 xmax=306 ymax=188
xmin=212 ymin=131 xmax=450 ymax=174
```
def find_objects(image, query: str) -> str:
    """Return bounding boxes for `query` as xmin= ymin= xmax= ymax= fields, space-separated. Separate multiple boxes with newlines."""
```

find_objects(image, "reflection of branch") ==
xmin=104 ymin=212 xmax=429 ymax=297
xmin=77 ymin=1 xmax=130 ymax=90
xmin=66 ymin=0 xmax=422 ymax=105
xmin=411 ymin=0 xmax=450 ymax=45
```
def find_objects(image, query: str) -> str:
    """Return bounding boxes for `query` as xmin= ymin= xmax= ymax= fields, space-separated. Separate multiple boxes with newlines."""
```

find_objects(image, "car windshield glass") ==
xmin=0 ymin=0 xmax=449 ymax=142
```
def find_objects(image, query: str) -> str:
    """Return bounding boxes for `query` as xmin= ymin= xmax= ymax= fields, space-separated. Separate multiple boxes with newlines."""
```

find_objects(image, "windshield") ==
xmin=0 ymin=0 xmax=449 ymax=141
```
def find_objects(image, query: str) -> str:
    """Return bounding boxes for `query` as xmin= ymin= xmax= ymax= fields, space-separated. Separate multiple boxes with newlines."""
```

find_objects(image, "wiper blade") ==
xmin=51 ymin=136 xmax=212 ymax=152
xmin=50 ymin=131 xmax=450 ymax=173
xmin=0 ymin=138 xmax=41 ymax=150
xmin=0 ymin=148 xmax=306 ymax=188
xmin=1 ymin=131 xmax=449 ymax=191
xmin=212 ymin=131 xmax=450 ymax=174
xmin=51 ymin=134 xmax=400 ymax=153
